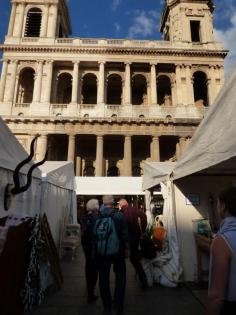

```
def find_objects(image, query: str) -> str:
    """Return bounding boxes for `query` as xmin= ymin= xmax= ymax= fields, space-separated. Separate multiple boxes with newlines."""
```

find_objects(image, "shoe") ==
xmin=87 ymin=294 xmax=98 ymax=303
xmin=113 ymin=303 xmax=123 ymax=314
xmin=102 ymin=306 xmax=112 ymax=314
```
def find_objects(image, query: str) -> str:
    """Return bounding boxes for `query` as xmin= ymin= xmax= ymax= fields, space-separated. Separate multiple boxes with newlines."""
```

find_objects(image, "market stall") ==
xmin=40 ymin=161 xmax=77 ymax=246
xmin=142 ymin=66 xmax=236 ymax=282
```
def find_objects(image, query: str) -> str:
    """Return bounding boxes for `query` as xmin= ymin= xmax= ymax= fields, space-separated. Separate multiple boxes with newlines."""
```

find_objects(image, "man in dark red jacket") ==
xmin=118 ymin=199 xmax=148 ymax=288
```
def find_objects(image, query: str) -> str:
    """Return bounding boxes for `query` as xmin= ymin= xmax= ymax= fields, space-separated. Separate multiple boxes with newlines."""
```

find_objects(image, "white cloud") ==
xmin=114 ymin=23 xmax=121 ymax=33
xmin=111 ymin=0 xmax=122 ymax=11
xmin=128 ymin=10 xmax=159 ymax=39
xmin=214 ymin=13 xmax=236 ymax=77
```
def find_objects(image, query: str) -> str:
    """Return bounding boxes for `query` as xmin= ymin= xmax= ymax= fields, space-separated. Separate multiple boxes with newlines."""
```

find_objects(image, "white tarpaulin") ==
xmin=40 ymin=161 xmax=75 ymax=190
xmin=157 ymin=181 xmax=183 ymax=282
xmin=39 ymin=162 xmax=77 ymax=245
xmin=142 ymin=162 xmax=176 ymax=190
xmin=0 ymin=118 xmax=41 ymax=217
xmin=173 ymin=66 xmax=236 ymax=180
xmin=76 ymin=177 xmax=145 ymax=195
xmin=0 ymin=117 xmax=41 ymax=177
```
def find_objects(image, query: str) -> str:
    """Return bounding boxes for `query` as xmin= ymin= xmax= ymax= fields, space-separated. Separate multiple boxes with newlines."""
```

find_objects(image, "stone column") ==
xmin=175 ymin=64 xmax=183 ymax=105
xmin=171 ymin=77 xmax=177 ymax=106
xmin=124 ymin=62 xmax=131 ymax=105
xmin=44 ymin=61 xmax=53 ymax=103
xmin=76 ymin=156 xmax=82 ymax=176
xmin=176 ymin=142 xmax=181 ymax=160
xmin=41 ymin=4 xmax=49 ymax=37
xmin=186 ymin=65 xmax=194 ymax=105
xmin=15 ymin=3 xmax=26 ymax=37
xmin=47 ymin=4 xmax=58 ymax=37
xmin=207 ymin=65 xmax=216 ymax=106
xmin=97 ymin=62 xmax=105 ymax=104
xmin=71 ymin=61 xmax=79 ymax=103
xmin=6 ymin=60 xmax=18 ymax=102
xmin=38 ymin=134 xmax=48 ymax=161
xmin=28 ymin=134 xmax=37 ymax=157
xmin=95 ymin=135 xmax=104 ymax=176
xmin=151 ymin=136 xmax=160 ymax=161
xmin=123 ymin=135 xmax=132 ymax=176
xmin=8 ymin=2 xmax=17 ymax=36
xmin=0 ymin=60 xmax=8 ymax=102
xmin=67 ymin=134 xmax=76 ymax=162
xmin=179 ymin=137 xmax=187 ymax=156
xmin=33 ymin=61 xmax=43 ymax=102
xmin=150 ymin=63 xmax=157 ymax=105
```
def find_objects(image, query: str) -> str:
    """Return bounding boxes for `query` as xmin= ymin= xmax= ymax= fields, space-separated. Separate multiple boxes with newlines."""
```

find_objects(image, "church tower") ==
xmin=160 ymin=0 xmax=215 ymax=43
xmin=6 ymin=0 xmax=71 ymax=40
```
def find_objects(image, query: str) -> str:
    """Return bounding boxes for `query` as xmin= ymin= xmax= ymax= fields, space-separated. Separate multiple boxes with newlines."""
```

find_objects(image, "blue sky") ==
xmin=0 ymin=0 xmax=236 ymax=75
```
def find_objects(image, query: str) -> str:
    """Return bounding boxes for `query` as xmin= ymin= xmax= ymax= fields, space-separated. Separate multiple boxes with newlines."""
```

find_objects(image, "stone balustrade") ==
xmin=3 ymin=36 xmax=224 ymax=51
xmin=10 ymin=103 xmax=209 ymax=120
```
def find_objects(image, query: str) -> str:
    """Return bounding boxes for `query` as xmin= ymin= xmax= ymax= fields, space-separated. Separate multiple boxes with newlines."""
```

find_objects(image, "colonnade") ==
xmin=33 ymin=133 xmax=189 ymax=176
xmin=0 ymin=58 xmax=223 ymax=107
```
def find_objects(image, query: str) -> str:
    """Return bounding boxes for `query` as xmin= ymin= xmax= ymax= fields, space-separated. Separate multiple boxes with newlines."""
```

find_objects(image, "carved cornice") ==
xmin=0 ymin=44 xmax=228 ymax=58
xmin=3 ymin=116 xmax=201 ymax=127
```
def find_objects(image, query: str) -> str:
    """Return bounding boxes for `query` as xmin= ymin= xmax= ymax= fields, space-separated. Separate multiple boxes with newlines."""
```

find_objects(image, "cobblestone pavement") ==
xmin=34 ymin=249 xmax=206 ymax=315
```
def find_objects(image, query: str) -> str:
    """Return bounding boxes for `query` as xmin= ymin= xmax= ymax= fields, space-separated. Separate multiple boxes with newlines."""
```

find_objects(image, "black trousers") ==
xmin=82 ymin=246 xmax=99 ymax=298
xmin=129 ymin=240 xmax=147 ymax=286
xmin=221 ymin=301 xmax=236 ymax=315
xmin=98 ymin=255 xmax=126 ymax=310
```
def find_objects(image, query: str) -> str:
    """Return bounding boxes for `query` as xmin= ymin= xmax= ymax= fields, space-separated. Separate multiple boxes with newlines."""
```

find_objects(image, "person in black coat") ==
xmin=80 ymin=199 xmax=99 ymax=303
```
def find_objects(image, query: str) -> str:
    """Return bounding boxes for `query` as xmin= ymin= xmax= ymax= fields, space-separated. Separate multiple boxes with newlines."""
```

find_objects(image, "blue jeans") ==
xmin=98 ymin=255 xmax=126 ymax=310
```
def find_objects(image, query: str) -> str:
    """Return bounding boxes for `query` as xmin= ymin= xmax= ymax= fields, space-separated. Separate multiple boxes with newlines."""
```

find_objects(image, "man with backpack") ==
xmin=94 ymin=195 xmax=129 ymax=314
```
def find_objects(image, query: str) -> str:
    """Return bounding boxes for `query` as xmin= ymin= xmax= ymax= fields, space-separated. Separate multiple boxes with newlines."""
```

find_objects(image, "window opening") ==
xmin=190 ymin=21 xmax=201 ymax=43
xmin=24 ymin=8 xmax=42 ymax=37
xmin=193 ymin=71 xmax=208 ymax=107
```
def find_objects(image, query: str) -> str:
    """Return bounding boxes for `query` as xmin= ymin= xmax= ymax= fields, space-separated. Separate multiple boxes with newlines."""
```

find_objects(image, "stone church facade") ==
xmin=0 ymin=0 xmax=227 ymax=177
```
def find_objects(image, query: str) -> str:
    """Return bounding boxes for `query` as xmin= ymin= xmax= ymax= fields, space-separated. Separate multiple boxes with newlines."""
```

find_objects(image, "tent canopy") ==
xmin=0 ymin=117 xmax=41 ymax=177
xmin=75 ymin=177 xmax=145 ymax=195
xmin=142 ymin=162 xmax=176 ymax=190
xmin=172 ymin=66 xmax=236 ymax=180
xmin=39 ymin=161 xmax=75 ymax=190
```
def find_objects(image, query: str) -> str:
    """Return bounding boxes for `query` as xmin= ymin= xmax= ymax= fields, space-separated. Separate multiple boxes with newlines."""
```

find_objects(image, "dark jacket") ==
xmin=121 ymin=206 xmax=147 ymax=242
xmin=81 ymin=211 xmax=99 ymax=252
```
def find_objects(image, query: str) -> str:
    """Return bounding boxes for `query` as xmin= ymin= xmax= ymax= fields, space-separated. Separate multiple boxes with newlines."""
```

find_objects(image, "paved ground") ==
xmin=34 ymin=249 xmax=207 ymax=315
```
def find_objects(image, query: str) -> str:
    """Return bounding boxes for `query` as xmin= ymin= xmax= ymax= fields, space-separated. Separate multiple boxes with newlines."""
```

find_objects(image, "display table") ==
xmin=194 ymin=233 xmax=212 ymax=283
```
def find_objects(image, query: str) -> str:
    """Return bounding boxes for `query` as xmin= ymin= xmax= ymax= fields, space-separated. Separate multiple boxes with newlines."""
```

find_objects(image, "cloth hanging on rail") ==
xmin=0 ymin=226 xmax=9 ymax=256
xmin=20 ymin=215 xmax=44 ymax=311
xmin=0 ymin=217 xmax=32 ymax=315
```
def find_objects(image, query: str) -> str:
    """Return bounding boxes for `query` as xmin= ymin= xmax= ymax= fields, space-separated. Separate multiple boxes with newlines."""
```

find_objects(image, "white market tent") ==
xmin=0 ymin=118 xmax=76 ymax=246
xmin=39 ymin=161 xmax=77 ymax=245
xmin=142 ymin=66 xmax=236 ymax=281
xmin=0 ymin=117 xmax=41 ymax=217
xmin=75 ymin=177 xmax=145 ymax=195
xmin=173 ymin=65 xmax=236 ymax=180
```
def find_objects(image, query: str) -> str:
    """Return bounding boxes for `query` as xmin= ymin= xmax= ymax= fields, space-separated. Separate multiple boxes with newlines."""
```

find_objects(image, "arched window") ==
xmin=107 ymin=166 xmax=119 ymax=177
xmin=193 ymin=71 xmax=208 ymax=107
xmin=24 ymin=8 xmax=42 ymax=37
xmin=56 ymin=73 xmax=72 ymax=104
xmin=107 ymin=74 xmax=122 ymax=105
xmin=157 ymin=75 xmax=172 ymax=106
xmin=82 ymin=74 xmax=97 ymax=104
xmin=132 ymin=75 xmax=147 ymax=105
xmin=17 ymin=68 xmax=35 ymax=104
